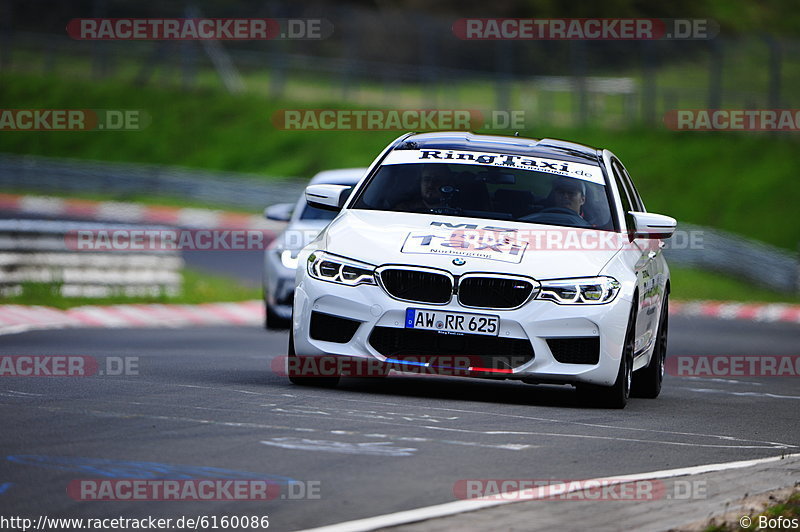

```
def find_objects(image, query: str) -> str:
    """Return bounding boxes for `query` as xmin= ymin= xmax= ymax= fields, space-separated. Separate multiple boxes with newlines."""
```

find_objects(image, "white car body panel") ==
xmin=290 ymin=134 xmax=671 ymax=388
xmin=318 ymin=211 xmax=625 ymax=281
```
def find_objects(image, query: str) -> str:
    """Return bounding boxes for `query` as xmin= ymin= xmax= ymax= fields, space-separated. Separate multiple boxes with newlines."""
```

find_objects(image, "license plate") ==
xmin=405 ymin=309 xmax=499 ymax=336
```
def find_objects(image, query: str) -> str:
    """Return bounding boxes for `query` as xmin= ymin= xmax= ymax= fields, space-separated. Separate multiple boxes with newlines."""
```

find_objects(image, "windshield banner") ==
xmin=381 ymin=149 xmax=604 ymax=184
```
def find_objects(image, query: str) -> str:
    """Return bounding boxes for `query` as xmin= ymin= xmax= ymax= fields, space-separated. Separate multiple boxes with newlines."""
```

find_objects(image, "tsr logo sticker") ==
xmin=401 ymin=228 xmax=527 ymax=263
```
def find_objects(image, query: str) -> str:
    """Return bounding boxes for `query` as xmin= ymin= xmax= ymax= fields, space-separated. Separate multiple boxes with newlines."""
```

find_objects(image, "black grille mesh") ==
xmin=458 ymin=277 xmax=534 ymax=309
xmin=547 ymin=337 xmax=600 ymax=364
xmin=379 ymin=268 xmax=452 ymax=304
xmin=310 ymin=312 xmax=361 ymax=343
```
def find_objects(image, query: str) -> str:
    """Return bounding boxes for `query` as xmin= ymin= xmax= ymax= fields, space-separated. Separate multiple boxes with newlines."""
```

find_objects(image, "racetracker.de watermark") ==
xmin=409 ymin=227 xmax=703 ymax=253
xmin=67 ymin=18 xmax=332 ymax=40
xmin=272 ymin=109 xmax=526 ymax=131
xmin=0 ymin=356 xmax=139 ymax=377
xmin=272 ymin=355 xmax=528 ymax=378
xmin=452 ymin=18 xmax=718 ymax=40
xmin=68 ymin=479 xmax=321 ymax=501
xmin=664 ymin=109 xmax=800 ymax=131
xmin=65 ymin=228 xmax=702 ymax=253
xmin=453 ymin=478 xmax=708 ymax=500
xmin=666 ymin=355 xmax=800 ymax=378
xmin=0 ymin=109 xmax=148 ymax=131
xmin=65 ymin=229 xmax=276 ymax=251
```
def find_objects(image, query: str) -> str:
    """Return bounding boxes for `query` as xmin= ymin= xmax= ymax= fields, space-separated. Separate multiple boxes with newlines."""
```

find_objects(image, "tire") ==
xmin=287 ymin=327 xmax=340 ymax=387
xmin=578 ymin=301 xmax=635 ymax=409
xmin=265 ymin=301 xmax=290 ymax=330
xmin=631 ymin=292 xmax=669 ymax=399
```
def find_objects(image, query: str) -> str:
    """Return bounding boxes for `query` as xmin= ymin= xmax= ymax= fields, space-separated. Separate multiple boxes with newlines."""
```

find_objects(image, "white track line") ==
xmin=298 ymin=453 xmax=800 ymax=532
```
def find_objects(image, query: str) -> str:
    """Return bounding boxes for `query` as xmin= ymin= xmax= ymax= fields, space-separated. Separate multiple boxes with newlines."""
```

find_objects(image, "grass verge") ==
xmin=701 ymin=488 xmax=799 ymax=531
xmin=670 ymin=266 xmax=800 ymax=304
xmin=2 ymin=73 xmax=799 ymax=249
xmin=2 ymin=268 xmax=260 ymax=309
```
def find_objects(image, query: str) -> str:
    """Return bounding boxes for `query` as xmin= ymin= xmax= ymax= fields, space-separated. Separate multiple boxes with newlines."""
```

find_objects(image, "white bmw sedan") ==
xmin=289 ymin=132 xmax=676 ymax=408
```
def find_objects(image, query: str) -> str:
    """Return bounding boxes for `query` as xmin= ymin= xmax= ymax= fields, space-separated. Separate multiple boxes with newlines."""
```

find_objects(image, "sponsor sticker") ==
xmin=381 ymin=149 xmax=603 ymax=184
xmin=401 ymin=228 xmax=527 ymax=263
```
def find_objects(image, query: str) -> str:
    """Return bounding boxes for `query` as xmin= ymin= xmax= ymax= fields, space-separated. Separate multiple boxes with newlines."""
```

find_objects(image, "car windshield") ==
xmin=351 ymin=152 xmax=614 ymax=230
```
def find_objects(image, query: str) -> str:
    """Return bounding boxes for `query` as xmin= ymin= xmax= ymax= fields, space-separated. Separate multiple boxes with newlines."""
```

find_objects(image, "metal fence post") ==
xmin=641 ymin=41 xmax=657 ymax=125
xmin=708 ymin=38 xmax=723 ymax=110
xmin=796 ymin=241 xmax=800 ymax=294
xmin=0 ymin=0 xmax=12 ymax=71
xmin=495 ymin=40 xmax=513 ymax=113
xmin=91 ymin=0 xmax=108 ymax=79
xmin=766 ymin=35 xmax=782 ymax=109
xmin=571 ymin=41 xmax=588 ymax=126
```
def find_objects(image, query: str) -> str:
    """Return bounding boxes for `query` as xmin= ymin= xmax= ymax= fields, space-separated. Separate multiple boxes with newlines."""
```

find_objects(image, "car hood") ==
xmin=320 ymin=210 xmax=624 ymax=279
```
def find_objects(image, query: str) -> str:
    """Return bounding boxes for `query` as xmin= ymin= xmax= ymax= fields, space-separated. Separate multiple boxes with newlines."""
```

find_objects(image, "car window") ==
xmin=620 ymin=164 xmax=645 ymax=212
xmin=352 ymin=155 xmax=614 ymax=231
xmin=610 ymin=160 xmax=636 ymax=229
xmin=299 ymin=203 xmax=338 ymax=221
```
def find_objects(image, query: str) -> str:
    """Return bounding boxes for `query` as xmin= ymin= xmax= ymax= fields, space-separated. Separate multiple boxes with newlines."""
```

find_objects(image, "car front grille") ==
xmin=378 ymin=268 xmax=453 ymax=304
xmin=458 ymin=276 xmax=536 ymax=309
xmin=547 ymin=337 xmax=600 ymax=364
xmin=369 ymin=326 xmax=534 ymax=369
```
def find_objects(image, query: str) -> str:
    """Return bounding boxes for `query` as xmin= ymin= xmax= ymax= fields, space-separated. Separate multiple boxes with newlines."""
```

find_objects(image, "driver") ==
xmin=521 ymin=176 xmax=591 ymax=227
xmin=396 ymin=165 xmax=453 ymax=212
xmin=550 ymin=177 xmax=586 ymax=215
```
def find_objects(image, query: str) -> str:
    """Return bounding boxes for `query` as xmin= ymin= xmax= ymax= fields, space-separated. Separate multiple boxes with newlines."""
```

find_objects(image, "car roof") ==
xmin=310 ymin=168 xmax=366 ymax=185
xmin=394 ymin=132 xmax=602 ymax=164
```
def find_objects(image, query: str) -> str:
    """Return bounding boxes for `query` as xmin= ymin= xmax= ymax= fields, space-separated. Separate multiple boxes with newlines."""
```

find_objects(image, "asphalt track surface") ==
xmin=1 ymin=317 xmax=798 ymax=531
xmin=2 ymin=211 xmax=798 ymax=530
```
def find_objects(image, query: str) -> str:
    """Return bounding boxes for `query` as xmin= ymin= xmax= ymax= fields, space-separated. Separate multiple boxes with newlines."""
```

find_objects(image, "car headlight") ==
xmin=279 ymin=249 xmax=299 ymax=269
xmin=537 ymin=276 xmax=620 ymax=305
xmin=307 ymin=251 xmax=376 ymax=286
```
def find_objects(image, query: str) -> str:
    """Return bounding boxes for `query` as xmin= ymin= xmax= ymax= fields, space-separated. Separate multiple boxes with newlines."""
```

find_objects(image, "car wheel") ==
xmin=631 ymin=292 xmax=669 ymax=399
xmin=265 ymin=301 xmax=290 ymax=330
xmin=286 ymin=327 xmax=340 ymax=387
xmin=578 ymin=301 xmax=635 ymax=409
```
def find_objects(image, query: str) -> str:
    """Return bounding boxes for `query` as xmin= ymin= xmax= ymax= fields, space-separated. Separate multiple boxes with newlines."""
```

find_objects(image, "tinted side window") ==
xmin=618 ymin=163 xmax=645 ymax=211
xmin=610 ymin=160 xmax=635 ymax=230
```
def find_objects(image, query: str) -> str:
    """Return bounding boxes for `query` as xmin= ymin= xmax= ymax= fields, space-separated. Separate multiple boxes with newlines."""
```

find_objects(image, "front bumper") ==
xmin=293 ymin=274 xmax=632 ymax=387
xmin=264 ymin=251 xmax=296 ymax=319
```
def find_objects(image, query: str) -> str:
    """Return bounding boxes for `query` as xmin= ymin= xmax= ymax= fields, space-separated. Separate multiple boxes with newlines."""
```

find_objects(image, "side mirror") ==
xmin=629 ymin=212 xmax=677 ymax=239
xmin=305 ymin=184 xmax=353 ymax=212
xmin=264 ymin=203 xmax=294 ymax=222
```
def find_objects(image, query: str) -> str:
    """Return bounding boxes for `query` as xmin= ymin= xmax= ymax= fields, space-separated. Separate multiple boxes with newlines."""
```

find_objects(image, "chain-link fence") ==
xmin=3 ymin=4 xmax=798 ymax=128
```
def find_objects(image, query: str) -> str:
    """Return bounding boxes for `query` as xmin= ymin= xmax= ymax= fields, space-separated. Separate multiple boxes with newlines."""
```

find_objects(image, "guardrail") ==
xmin=1 ymin=154 xmax=797 ymax=294
xmin=0 ymin=219 xmax=183 ymax=298
xmin=665 ymin=223 xmax=798 ymax=293
xmin=0 ymin=153 xmax=306 ymax=209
